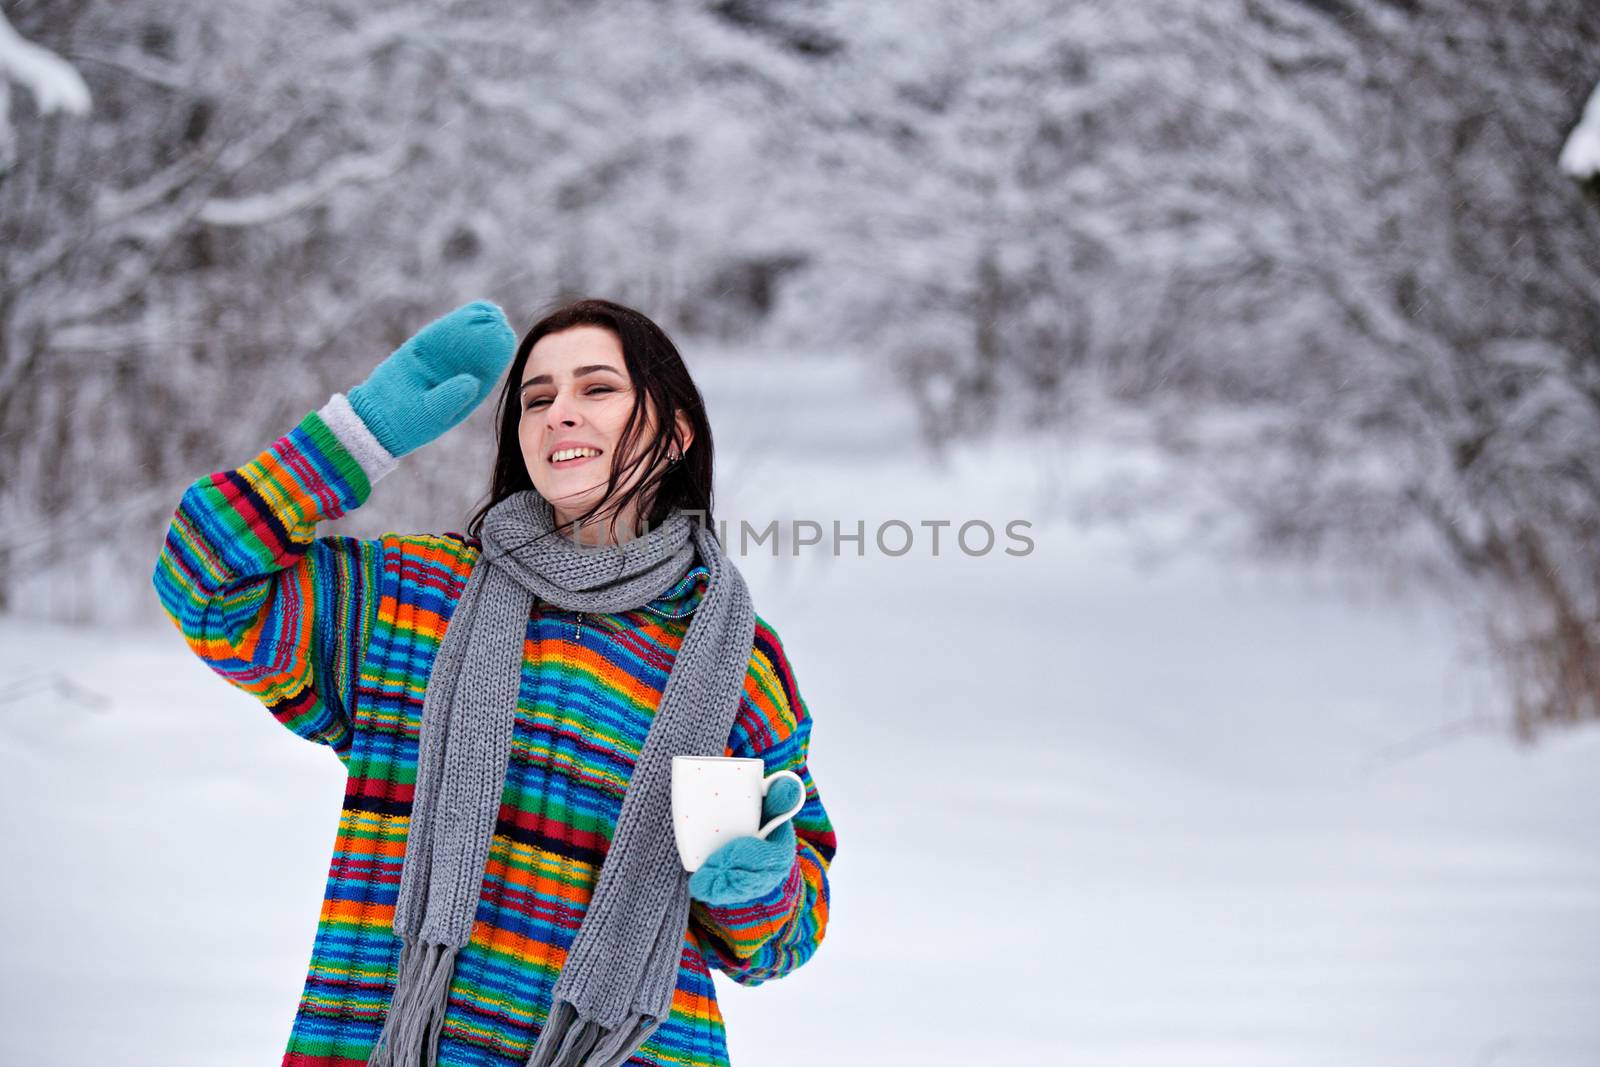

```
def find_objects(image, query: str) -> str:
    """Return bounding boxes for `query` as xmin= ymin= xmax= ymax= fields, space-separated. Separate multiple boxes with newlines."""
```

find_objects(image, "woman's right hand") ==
xmin=347 ymin=300 xmax=518 ymax=458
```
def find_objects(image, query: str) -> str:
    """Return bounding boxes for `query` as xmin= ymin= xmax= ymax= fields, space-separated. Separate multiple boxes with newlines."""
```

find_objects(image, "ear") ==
xmin=673 ymin=411 xmax=694 ymax=456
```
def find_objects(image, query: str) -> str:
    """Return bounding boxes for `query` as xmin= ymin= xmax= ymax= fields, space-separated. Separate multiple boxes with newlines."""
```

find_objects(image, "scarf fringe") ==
xmin=588 ymin=1014 xmax=662 ymax=1067
xmin=525 ymin=998 xmax=662 ymax=1067
xmin=367 ymin=939 xmax=460 ymax=1067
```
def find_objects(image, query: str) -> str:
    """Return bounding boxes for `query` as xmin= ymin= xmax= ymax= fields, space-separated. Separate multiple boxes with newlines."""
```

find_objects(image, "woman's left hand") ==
xmin=687 ymin=778 xmax=803 ymax=906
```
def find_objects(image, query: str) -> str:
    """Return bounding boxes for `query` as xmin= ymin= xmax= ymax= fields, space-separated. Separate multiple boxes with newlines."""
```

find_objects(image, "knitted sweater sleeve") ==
xmin=151 ymin=393 xmax=399 ymax=768
xmin=688 ymin=617 xmax=837 ymax=987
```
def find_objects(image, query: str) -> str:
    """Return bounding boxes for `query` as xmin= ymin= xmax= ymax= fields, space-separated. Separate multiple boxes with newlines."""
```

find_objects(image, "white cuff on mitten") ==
xmin=319 ymin=391 xmax=401 ymax=487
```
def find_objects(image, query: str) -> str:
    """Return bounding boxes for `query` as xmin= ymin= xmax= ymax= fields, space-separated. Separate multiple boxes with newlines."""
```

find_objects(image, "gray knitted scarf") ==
xmin=366 ymin=487 xmax=755 ymax=1067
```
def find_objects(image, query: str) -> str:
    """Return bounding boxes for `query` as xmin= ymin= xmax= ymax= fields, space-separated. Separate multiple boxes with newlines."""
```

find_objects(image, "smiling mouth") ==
xmin=549 ymin=447 xmax=604 ymax=467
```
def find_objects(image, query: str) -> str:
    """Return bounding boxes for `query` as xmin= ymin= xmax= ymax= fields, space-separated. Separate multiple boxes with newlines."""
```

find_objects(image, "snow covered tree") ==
xmin=5 ymin=0 xmax=1600 ymax=739
xmin=1560 ymin=77 xmax=1600 ymax=180
xmin=791 ymin=0 xmax=1600 ymax=739
xmin=0 ymin=4 xmax=90 ymax=171
xmin=0 ymin=0 xmax=832 ymax=618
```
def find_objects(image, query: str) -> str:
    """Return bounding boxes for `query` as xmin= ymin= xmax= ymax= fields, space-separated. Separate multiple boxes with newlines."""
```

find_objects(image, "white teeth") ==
xmin=551 ymin=447 xmax=602 ymax=462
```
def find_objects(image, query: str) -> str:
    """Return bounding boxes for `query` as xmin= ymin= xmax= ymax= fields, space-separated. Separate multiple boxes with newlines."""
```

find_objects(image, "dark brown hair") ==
xmin=464 ymin=297 xmax=716 ymax=547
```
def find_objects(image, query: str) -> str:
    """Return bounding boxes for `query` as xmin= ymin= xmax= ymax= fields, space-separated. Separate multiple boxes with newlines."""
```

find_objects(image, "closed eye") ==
xmin=525 ymin=386 xmax=615 ymax=410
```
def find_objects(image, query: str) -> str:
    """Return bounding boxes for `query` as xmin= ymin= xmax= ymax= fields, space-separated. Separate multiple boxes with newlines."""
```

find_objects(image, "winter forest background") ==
xmin=3 ymin=1 xmax=1600 ymax=1064
xmin=5 ymin=0 xmax=1600 ymax=739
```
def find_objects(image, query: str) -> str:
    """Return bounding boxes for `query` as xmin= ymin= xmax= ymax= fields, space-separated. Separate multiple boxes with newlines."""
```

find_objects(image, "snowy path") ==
xmin=2 ymin=351 xmax=1597 ymax=1065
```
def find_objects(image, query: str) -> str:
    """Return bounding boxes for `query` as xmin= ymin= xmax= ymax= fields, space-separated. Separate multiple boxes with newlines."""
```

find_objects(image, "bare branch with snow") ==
xmin=0 ymin=9 xmax=91 ymax=115
xmin=1559 ymin=78 xmax=1600 ymax=180
xmin=196 ymin=144 xmax=409 ymax=227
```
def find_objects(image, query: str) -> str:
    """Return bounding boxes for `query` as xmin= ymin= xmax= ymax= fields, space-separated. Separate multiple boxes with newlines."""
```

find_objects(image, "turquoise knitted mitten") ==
xmin=347 ymin=300 xmax=517 ymax=458
xmin=688 ymin=777 xmax=803 ymax=907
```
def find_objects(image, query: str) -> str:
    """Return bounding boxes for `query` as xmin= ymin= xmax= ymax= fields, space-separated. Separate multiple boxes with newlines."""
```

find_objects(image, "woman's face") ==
xmin=517 ymin=324 xmax=690 ymax=541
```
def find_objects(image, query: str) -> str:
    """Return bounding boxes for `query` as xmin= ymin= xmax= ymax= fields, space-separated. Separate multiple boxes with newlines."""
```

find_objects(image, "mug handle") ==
xmin=755 ymin=770 xmax=806 ymax=840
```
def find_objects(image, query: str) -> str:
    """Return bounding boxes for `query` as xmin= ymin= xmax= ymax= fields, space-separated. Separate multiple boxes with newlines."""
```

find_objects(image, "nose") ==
xmin=544 ymin=387 xmax=581 ymax=430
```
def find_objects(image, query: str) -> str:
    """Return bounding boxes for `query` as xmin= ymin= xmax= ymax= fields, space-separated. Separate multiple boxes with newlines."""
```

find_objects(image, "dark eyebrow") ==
xmin=519 ymin=365 xmax=623 ymax=392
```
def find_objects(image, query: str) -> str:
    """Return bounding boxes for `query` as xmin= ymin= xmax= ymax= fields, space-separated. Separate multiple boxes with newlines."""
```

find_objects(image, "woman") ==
xmin=152 ymin=298 xmax=837 ymax=1067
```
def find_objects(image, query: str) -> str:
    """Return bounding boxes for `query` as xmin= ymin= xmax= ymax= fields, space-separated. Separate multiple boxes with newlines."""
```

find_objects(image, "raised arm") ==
xmin=152 ymin=395 xmax=397 ymax=764
xmin=151 ymin=300 xmax=516 ymax=767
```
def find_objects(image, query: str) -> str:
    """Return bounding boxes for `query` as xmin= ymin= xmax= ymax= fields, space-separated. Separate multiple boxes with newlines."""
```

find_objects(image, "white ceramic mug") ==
xmin=671 ymin=756 xmax=805 ymax=873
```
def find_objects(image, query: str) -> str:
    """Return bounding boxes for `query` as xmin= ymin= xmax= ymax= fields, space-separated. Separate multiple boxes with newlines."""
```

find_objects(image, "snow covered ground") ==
xmin=2 ymin=350 xmax=1597 ymax=1065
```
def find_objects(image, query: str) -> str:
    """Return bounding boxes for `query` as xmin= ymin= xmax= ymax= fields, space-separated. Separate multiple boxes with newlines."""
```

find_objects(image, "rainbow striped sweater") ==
xmin=151 ymin=393 xmax=836 ymax=1067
